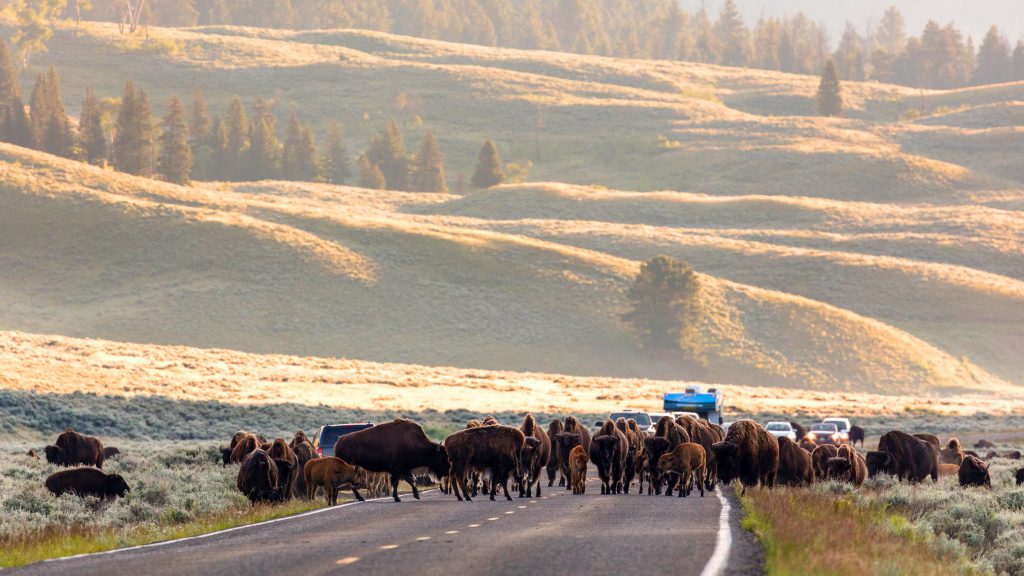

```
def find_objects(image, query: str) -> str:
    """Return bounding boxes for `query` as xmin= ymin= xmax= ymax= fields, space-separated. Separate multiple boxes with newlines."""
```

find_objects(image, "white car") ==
xmin=765 ymin=421 xmax=797 ymax=441
xmin=647 ymin=412 xmax=671 ymax=434
xmin=608 ymin=409 xmax=653 ymax=434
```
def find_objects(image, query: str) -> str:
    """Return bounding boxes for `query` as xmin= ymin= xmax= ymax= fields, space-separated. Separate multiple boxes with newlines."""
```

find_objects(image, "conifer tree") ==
xmin=2 ymin=96 xmax=32 ymax=148
xmin=28 ymin=67 xmax=73 ymax=157
xmin=321 ymin=120 xmax=351 ymax=185
xmin=1014 ymin=41 xmax=1024 ymax=82
xmin=622 ymin=255 xmax=701 ymax=354
xmin=189 ymin=86 xmax=210 ymax=147
xmin=246 ymin=98 xmax=280 ymax=180
xmin=157 ymin=95 xmax=192 ymax=185
xmin=358 ymin=153 xmax=386 ymax=190
xmin=79 ymin=86 xmax=106 ymax=165
xmin=223 ymin=96 xmax=249 ymax=180
xmin=0 ymin=41 xmax=19 ymax=105
xmin=973 ymin=26 xmax=1012 ymax=85
xmin=471 ymin=139 xmax=504 ymax=189
xmin=816 ymin=59 xmax=843 ymax=117
xmin=208 ymin=115 xmax=228 ymax=180
xmin=411 ymin=131 xmax=448 ymax=193
xmin=283 ymin=111 xmax=318 ymax=181
xmin=112 ymin=81 xmax=154 ymax=176
xmin=365 ymin=120 xmax=409 ymax=190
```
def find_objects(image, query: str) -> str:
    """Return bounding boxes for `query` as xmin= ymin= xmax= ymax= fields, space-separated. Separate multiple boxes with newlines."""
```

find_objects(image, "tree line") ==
xmin=0 ymin=42 xmax=511 ymax=191
xmin=46 ymin=1 xmax=1024 ymax=89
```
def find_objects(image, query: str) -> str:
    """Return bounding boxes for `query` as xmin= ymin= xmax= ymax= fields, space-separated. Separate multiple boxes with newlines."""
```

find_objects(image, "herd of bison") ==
xmin=31 ymin=414 xmax=1024 ymax=508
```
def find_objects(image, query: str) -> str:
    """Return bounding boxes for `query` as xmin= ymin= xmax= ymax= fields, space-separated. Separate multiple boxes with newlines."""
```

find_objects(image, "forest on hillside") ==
xmin=28 ymin=0 xmax=1024 ymax=89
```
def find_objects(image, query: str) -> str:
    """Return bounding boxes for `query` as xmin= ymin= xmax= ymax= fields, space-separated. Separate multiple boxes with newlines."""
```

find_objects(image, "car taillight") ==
xmin=316 ymin=447 xmax=323 ymax=455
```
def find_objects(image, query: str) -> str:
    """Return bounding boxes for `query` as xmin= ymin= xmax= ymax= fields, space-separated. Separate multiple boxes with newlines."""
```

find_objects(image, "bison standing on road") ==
xmin=776 ymin=436 xmax=814 ymax=486
xmin=303 ymin=457 xmax=363 ymax=505
xmin=51 ymin=428 xmax=105 ymax=469
xmin=569 ymin=445 xmax=588 ymax=495
xmin=236 ymin=449 xmax=283 ymax=504
xmin=677 ymin=416 xmax=719 ymax=492
xmin=644 ymin=436 xmax=672 ymax=495
xmin=445 ymin=425 xmax=526 ymax=502
xmin=658 ymin=443 xmax=706 ymax=497
xmin=45 ymin=468 xmax=129 ymax=500
xmin=848 ymin=425 xmax=865 ymax=447
xmin=559 ymin=416 xmax=591 ymax=490
xmin=546 ymin=419 xmax=564 ymax=488
xmin=959 ymin=455 xmax=991 ymax=488
xmin=879 ymin=430 xmax=939 ymax=483
xmin=517 ymin=414 xmax=551 ymax=498
xmin=616 ymin=418 xmax=643 ymax=494
xmin=290 ymin=431 xmax=318 ymax=499
xmin=590 ymin=420 xmax=628 ymax=495
xmin=335 ymin=418 xmax=449 ymax=503
xmin=712 ymin=420 xmax=779 ymax=496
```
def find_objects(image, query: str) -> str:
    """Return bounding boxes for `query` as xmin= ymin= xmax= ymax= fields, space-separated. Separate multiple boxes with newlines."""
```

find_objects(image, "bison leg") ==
xmin=401 ymin=473 xmax=421 ymax=500
xmin=535 ymin=480 xmax=541 ymax=497
xmin=500 ymin=474 xmax=513 ymax=502
xmin=457 ymin=470 xmax=473 ymax=502
xmin=391 ymin=475 xmax=402 ymax=503
xmin=559 ymin=471 xmax=566 ymax=487
xmin=351 ymin=487 xmax=365 ymax=502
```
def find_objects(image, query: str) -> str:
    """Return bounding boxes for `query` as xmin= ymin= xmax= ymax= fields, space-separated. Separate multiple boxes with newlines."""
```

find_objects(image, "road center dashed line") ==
xmin=379 ymin=544 xmax=399 ymax=550
xmin=336 ymin=557 xmax=360 ymax=565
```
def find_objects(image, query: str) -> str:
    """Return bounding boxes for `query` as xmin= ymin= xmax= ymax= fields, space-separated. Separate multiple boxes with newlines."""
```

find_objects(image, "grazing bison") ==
xmin=559 ymin=417 xmax=591 ymax=490
xmin=811 ymin=444 xmax=839 ymax=480
xmin=848 ymin=425 xmax=865 ymax=447
xmin=866 ymin=451 xmax=898 ymax=478
xmin=914 ymin=434 xmax=941 ymax=450
xmin=303 ymin=457 xmax=363 ymax=505
xmin=517 ymin=414 xmax=551 ymax=498
xmin=776 ymin=436 xmax=814 ymax=486
xmin=1015 ymin=468 xmax=1024 ymax=486
xmin=985 ymin=450 xmax=999 ymax=460
xmin=53 ymin=428 xmax=105 ymax=468
xmin=44 ymin=445 xmax=61 ymax=464
xmin=939 ymin=438 xmax=964 ymax=465
xmin=825 ymin=445 xmax=866 ymax=486
xmin=45 ymin=468 xmax=129 ymax=500
xmin=878 ymin=431 xmax=939 ymax=483
xmin=102 ymin=447 xmax=121 ymax=460
xmin=658 ymin=443 xmax=707 ymax=497
xmin=546 ymin=419 xmax=564 ymax=487
xmin=569 ymin=445 xmax=588 ymax=495
xmin=236 ymin=449 xmax=283 ymax=504
xmin=335 ymin=418 xmax=449 ymax=503
xmin=229 ymin=433 xmax=260 ymax=465
xmin=1006 ymin=450 xmax=1022 ymax=460
xmin=445 ymin=425 xmax=526 ymax=502
xmin=958 ymin=455 xmax=991 ymax=488
xmin=590 ymin=420 xmax=628 ymax=495
xmin=268 ymin=439 xmax=299 ymax=499
xmin=974 ymin=439 xmax=996 ymax=449
xmin=712 ymin=420 xmax=779 ymax=496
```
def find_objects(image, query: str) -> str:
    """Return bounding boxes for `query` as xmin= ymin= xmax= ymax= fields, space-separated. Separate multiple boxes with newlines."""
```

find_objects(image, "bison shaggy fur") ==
xmin=303 ymin=457 xmax=363 ymax=505
xmin=878 ymin=431 xmax=939 ymax=483
xmin=711 ymin=420 xmax=779 ymax=496
xmin=657 ymin=442 xmax=706 ymax=497
xmin=237 ymin=449 xmax=283 ymax=504
xmin=45 ymin=468 xmax=129 ymax=500
xmin=517 ymin=414 xmax=551 ymax=498
xmin=959 ymin=455 xmax=991 ymax=488
xmin=866 ymin=451 xmax=897 ymax=478
xmin=546 ymin=419 xmax=564 ymax=487
xmin=569 ymin=445 xmax=588 ymax=495
xmin=444 ymin=425 xmax=525 ymax=502
xmin=811 ymin=444 xmax=839 ymax=480
xmin=939 ymin=438 xmax=964 ymax=465
xmin=776 ymin=436 xmax=814 ymax=486
xmin=53 ymin=428 xmax=105 ymax=468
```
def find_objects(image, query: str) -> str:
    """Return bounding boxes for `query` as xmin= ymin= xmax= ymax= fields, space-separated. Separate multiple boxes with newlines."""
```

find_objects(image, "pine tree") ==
xmin=365 ymin=120 xmax=409 ymax=190
xmin=411 ymin=131 xmax=447 ymax=193
xmin=133 ymin=89 xmax=155 ymax=176
xmin=112 ymin=81 xmax=154 ymax=176
xmin=715 ymin=0 xmax=751 ymax=67
xmin=157 ymin=95 xmax=192 ymax=185
xmin=973 ymin=26 xmax=1012 ymax=85
xmin=208 ymin=115 xmax=228 ymax=180
xmin=28 ymin=68 xmax=73 ymax=157
xmin=283 ymin=111 xmax=318 ymax=181
xmin=358 ymin=153 xmax=386 ymax=190
xmin=0 ymin=41 xmax=19 ymax=104
xmin=245 ymin=98 xmax=280 ymax=180
xmin=223 ymin=96 xmax=249 ymax=180
xmin=622 ymin=255 xmax=701 ymax=354
xmin=321 ymin=120 xmax=351 ymax=185
xmin=189 ymin=86 xmax=210 ymax=147
xmin=2 ymin=96 xmax=33 ymax=148
xmin=471 ymin=139 xmax=504 ymax=189
xmin=834 ymin=23 xmax=865 ymax=81
xmin=816 ymin=59 xmax=843 ymax=117
xmin=1014 ymin=41 xmax=1024 ymax=82
xmin=79 ymin=86 xmax=106 ymax=165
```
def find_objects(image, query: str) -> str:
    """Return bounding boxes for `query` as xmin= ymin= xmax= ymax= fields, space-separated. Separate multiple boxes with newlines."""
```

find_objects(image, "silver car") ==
xmin=765 ymin=421 xmax=797 ymax=441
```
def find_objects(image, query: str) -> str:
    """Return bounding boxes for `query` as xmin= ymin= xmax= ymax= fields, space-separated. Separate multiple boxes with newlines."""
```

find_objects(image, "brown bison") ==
xmin=569 ymin=445 xmax=588 ymax=495
xmin=939 ymin=438 xmax=964 ymax=465
xmin=236 ymin=449 xmax=284 ymax=504
xmin=985 ymin=450 xmax=999 ymax=460
xmin=878 ymin=431 xmax=939 ymax=483
xmin=958 ymin=455 xmax=991 ymax=488
xmin=938 ymin=463 xmax=959 ymax=477
xmin=799 ymin=439 xmax=817 ymax=454
xmin=616 ymin=418 xmax=644 ymax=494
xmin=334 ymin=418 xmax=449 ymax=503
xmin=649 ymin=416 xmax=691 ymax=495
xmin=677 ymin=416 xmax=720 ymax=492
xmin=1015 ymin=468 xmax=1024 ymax=486
xmin=558 ymin=416 xmax=591 ymax=490
xmin=644 ymin=436 xmax=672 ymax=495
xmin=974 ymin=439 xmax=996 ymax=449
xmin=776 ymin=436 xmax=814 ymax=486
xmin=1006 ymin=450 xmax=1022 ymax=460
xmin=866 ymin=451 xmax=898 ymax=478
xmin=268 ymin=439 xmax=298 ymax=499
xmin=229 ymin=433 xmax=260 ymax=465
xmin=658 ymin=443 xmax=707 ymax=497
xmin=517 ymin=414 xmax=551 ymax=498
xmin=45 ymin=468 xmax=130 ymax=500
xmin=848 ymin=425 xmax=865 ymax=447
xmin=444 ymin=425 xmax=526 ymax=502
xmin=711 ymin=420 xmax=779 ymax=496
xmin=590 ymin=420 xmax=628 ymax=495
xmin=790 ymin=422 xmax=808 ymax=442
xmin=289 ymin=431 xmax=318 ymax=499
xmin=825 ymin=445 xmax=866 ymax=486
xmin=26 ymin=448 xmax=40 ymax=459
xmin=50 ymin=428 xmax=105 ymax=468
xmin=811 ymin=444 xmax=839 ymax=480
xmin=102 ymin=447 xmax=121 ymax=460
xmin=545 ymin=419 xmax=564 ymax=487
xmin=913 ymin=433 xmax=941 ymax=450
xmin=303 ymin=457 xmax=363 ymax=505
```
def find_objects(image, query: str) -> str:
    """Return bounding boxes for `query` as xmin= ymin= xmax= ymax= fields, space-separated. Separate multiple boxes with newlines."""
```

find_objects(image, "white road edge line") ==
xmin=699 ymin=485 xmax=732 ymax=576
xmin=40 ymin=490 xmax=438 ymax=564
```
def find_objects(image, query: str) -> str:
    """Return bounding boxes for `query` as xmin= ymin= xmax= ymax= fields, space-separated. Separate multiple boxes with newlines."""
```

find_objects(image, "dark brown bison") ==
xmin=776 ymin=436 xmax=814 ymax=486
xmin=1015 ymin=467 xmax=1024 ymax=486
xmin=974 ymin=439 xmax=996 ymax=449
xmin=964 ymin=450 xmax=981 ymax=459
xmin=649 ymin=416 xmax=691 ymax=495
xmin=445 ymin=425 xmax=526 ymax=501
xmin=799 ymin=439 xmax=817 ymax=454
xmin=866 ymin=451 xmax=897 ymax=478
xmin=590 ymin=420 xmax=628 ymax=495
xmin=616 ymin=418 xmax=644 ymax=494
xmin=45 ymin=468 xmax=129 ymax=500
xmin=658 ymin=443 xmax=707 ymax=497
xmin=790 ymin=422 xmax=808 ymax=442
xmin=879 ymin=431 xmax=939 ymax=483
xmin=481 ymin=415 xmax=500 ymax=426
xmin=51 ymin=428 xmax=105 ymax=468
xmin=811 ymin=444 xmax=839 ymax=480
xmin=711 ymin=420 xmax=779 ymax=496
xmin=825 ymin=445 xmax=866 ymax=486
xmin=848 ymin=425 xmax=865 ymax=447
xmin=335 ymin=418 xmax=449 ymax=502
xmin=677 ymin=416 xmax=719 ymax=491
xmin=237 ymin=449 xmax=283 ymax=504
xmin=229 ymin=433 xmax=260 ymax=464
xmin=545 ymin=419 xmax=564 ymax=487
xmin=644 ymin=436 xmax=672 ymax=495
xmin=913 ymin=434 xmax=941 ymax=450
xmin=303 ymin=457 xmax=363 ymax=505
xmin=1006 ymin=450 xmax=1022 ymax=460
xmin=958 ymin=455 xmax=991 ymax=488
xmin=289 ymin=431 xmax=318 ymax=499
xmin=559 ymin=416 xmax=591 ymax=490
xmin=268 ymin=439 xmax=298 ymax=499
xmin=985 ymin=450 xmax=999 ymax=460
xmin=517 ymin=414 xmax=551 ymax=498
xmin=939 ymin=438 xmax=964 ymax=465
xmin=102 ymin=447 xmax=121 ymax=460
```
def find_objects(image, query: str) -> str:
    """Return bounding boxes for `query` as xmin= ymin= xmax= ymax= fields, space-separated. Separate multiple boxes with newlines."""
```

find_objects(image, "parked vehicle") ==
xmin=822 ymin=418 xmax=852 ymax=444
xmin=662 ymin=385 xmax=725 ymax=424
xmin=805 ymin=422 xmax=841 ymax=445
xmin=647 ymin=412 xmax=671 ymax=434
xmin=765 ymin=421 xmax=797 ymax=441
xmin=311 ymin=423 xmax=374 ymax=457
xmin=601 ymin=409 xmax=654 ymax=434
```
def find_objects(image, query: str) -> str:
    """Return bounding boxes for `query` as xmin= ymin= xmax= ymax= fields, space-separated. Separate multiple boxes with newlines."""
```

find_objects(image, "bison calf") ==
xmin=569 ymin=445 xmax=588 ymax=495
xmin=658 ymin=443 xmax=707 ymax=497
xmin=45 ymin=468 xmax=130 ymax=500
xmin=304 ymin=457 xmax=364 ymax=505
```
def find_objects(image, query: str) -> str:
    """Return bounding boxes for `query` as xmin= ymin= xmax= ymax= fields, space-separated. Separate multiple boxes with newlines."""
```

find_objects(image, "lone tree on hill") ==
xmin=157 ymin=95 xmax=192 ymax=185
xmin=622 ymin=255 xmax=701 ymax=354
xmin=471 ymin=139 xmax=504 ymax=189
xmin=816 ymin=58 xmax=843 ymax=117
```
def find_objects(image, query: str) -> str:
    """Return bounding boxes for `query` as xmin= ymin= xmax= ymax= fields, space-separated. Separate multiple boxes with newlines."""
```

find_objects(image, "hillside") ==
xmin=0 ymin=145 xmax=1013 ymax=393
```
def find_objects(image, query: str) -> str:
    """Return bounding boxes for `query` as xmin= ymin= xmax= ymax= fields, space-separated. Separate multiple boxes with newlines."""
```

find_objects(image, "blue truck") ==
xmin=662 ymin=385 xmax=725 ymax=424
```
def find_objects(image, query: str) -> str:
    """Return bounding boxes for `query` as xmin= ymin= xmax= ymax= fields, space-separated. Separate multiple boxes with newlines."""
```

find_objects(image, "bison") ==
xmin=303 ymin=457 xmax=363 ymax=505
xmin=229 ymin=433 xmax=260 ymax=465
xmin=289 ymin=431 xmax=318 ymax=499
xmin=52 ymin=428 xmax=105 ymax=468
xmin=569 ymin=445 xmax=588 ymax=495
xmin=658 ymin=443 xmax=707 ymax=497
xmin=824 ymin=445 xmax=866 ymax=486
xmin=913 ymin=433 xmax=941 ymax=450
xmin=711 ymin=420 xmax=779 ymax=496
xmin=878 ymin=430 xmax=938 ymax=483
xmin=938 ymin=463 xmax=959 ymax=477
xmin=811 ymin=444 xmax=839 ymax=480
xmin=939 ymin=438 xmax=964 ymax=465
xmin=643 ymin=436 xmax=672 ymax=495
xmin=848 ymin=425 xmax=865 ymax=447
xmin=517 ymin=414 xmax=551 ymax=498
xmin=866 ymin=450 xmax=898 ymax=478
xmin=268 ymin=439 xmax=298 ymax=499
xmin=1006 ymin=450 xmax=1022 ymax=460
xmin=776 ymin=436 xmax=814 ymax=486
xmin=676 ymin=416 xmax=719 ymax=492
xmin=559 ymin=416 xmax=591 ymax=490
xmin=545 ymin=419 xmax=564 ymax=487
xmin=236 ymin=449 xmax=283 ymax=504
xmin=1015 ymin=467 xmax=1024 ymax=486
xmin=590 ymin=420 xmax=628 ymax=495
xmin=616 ymin=418 xmax=644 ymax=494
xmin=102 ymin=447 xmax=121 ymax=460
xmin=335 ymin=418 xmax=449 ymax=503
xmin=444 ymin=424 xmax=526 ymax=502
xmin=45 ymin=468 xmax=129 ymax=500
xmin=974 ymin=439 xmax=996 ymax=449
xmin=799 ymin=439 xmax=817 ymax=454
xmin=26 ymin=448 xmax=40 ymax=459
xmin=958 ymin=455 xmax=991 ymax=488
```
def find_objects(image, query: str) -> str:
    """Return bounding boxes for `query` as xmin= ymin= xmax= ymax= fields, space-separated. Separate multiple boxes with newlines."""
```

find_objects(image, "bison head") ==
xmin=428 ymin=443 xmax=450 ymax=479
xmin=220 ymin=447 xmax=233 ymax=466
xmin=555 ymin=433 xmax=581 ymax=451
xmin=592 ymin=436 xmax=619 ymax=468
xmin=866 ymin=451 xmax=896 ymax=478
xmin=273 ymin=458 xmax=294 ymax=481
xmin=644 ymin=437 xmax=671 ymax=494
xmin=258 ymin=488 xmax=284 ymax=503
xmin=710 ymin=441 xmax=739 ymax=484
xmin=44 ymin=445 xmax=62 ymax=465
xmin=959 ymin=456 xmax=991 ymax=489
xmin=104 ymin=474 xmax=131 ymax=498
xmin=825 ymin=457 xmax=852 ymax=481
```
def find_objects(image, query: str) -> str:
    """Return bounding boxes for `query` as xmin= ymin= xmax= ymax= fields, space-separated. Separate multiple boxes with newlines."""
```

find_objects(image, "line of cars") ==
xmin=763 ymin=417 xmax=855 ymax=445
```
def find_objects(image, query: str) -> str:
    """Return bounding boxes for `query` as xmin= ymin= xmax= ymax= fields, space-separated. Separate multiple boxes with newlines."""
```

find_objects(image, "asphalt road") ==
xmin=11 ymin=479 xmax=762 ymax=576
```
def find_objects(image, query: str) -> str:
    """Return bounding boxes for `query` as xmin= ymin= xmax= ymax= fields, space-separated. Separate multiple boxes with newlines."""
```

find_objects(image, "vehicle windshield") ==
xmin=610 ymin=412 xmax=651 ymax=427
xmin=766 ymin=423 xmax=790 ymax=431
xmin=823 ymin=419 xmax=849 ymax=431
xmin=318 ymin=424 xmax=373 ymax=448
xmin=812 ymin=424 xmax=838 ymax=433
